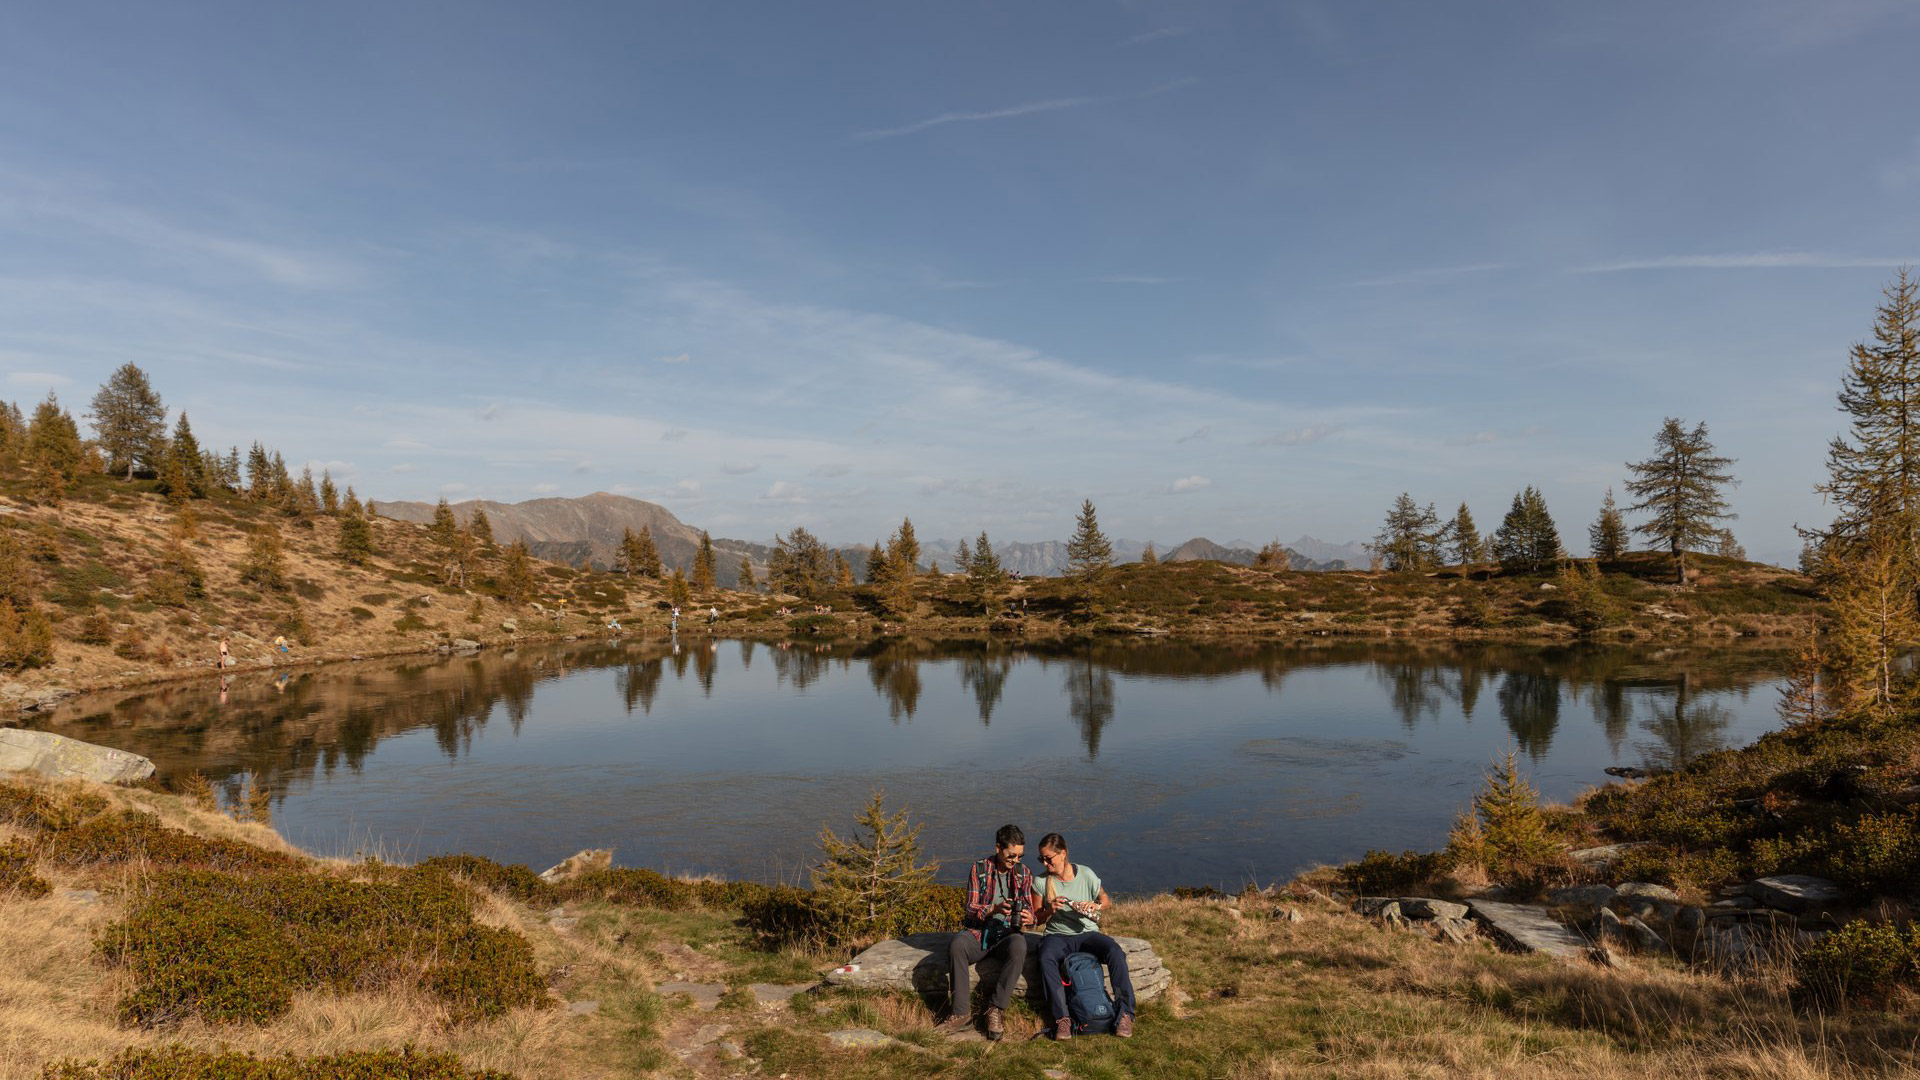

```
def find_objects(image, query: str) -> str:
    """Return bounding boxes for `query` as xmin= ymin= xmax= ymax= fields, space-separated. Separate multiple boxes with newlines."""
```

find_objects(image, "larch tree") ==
xmin=737 ymin=556 xmax=756 ymax=591
xmin=692 ymin=531 xmax=718 ymax=589
xmin=1140 ymin=541 xmax=1159 ymax=566
xmin=967 ymin=529 xmax=1004 ymax=615
xmin=319 ymin=471 xmax=339 ymax=515
xmin=1624 ymin=417 xmax=1737 ymax=585
xmin=811 ymin=788 xmax=939 ymax=942
xmin=1449 ymin=503 xmax=1482 ymax=566
xmin=768 ymin=526 xmax=831 ymax=598
xmin=501 ymin=540 xmax=536 ymax=603
xmin=951 ymin=536 xmax=974 ymax=575
xmin=25 ymin=393 xmax=85 ymax=503
xmin=87 ymin=363 xmax=167 ymax=480
xmin=337 ymin=512 xmax=375 ymax=565
xmin=1065 ymin=498 xmax=1113 ymax=574
xmin=240 ymin=524 xmax=288 ymax=590
xmin=1589 ymin=488 xmax=1628 ymax=561
xmin=342 ymin=486 xmax=364 ymax=518
xmin=1253 ymin=540 xmax=1288 ymax=570
xmin=1826 ymin=527 xmax=1919 ymax=717
xmin=1813 ymin=268 xmax=1920 ymax=554
xmin=157 ymin=413 xmax=208 ymax=500
xmin=467 ymin=507 xmax=494 ymax=550
xmin=622 ymin=526 xmax=662 ymax=578
xmin=863 ymin=540 xmax=889 ymax=585
xmin=1371 ymin=493 xmax=1442 ymax=571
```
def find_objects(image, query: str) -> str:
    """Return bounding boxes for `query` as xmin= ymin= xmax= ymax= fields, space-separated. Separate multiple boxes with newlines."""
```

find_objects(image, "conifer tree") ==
xmin=1624 ymin=418 xmax=1737 ymax=584
xmin=1140 ymin=541 xmax=1158 ymax=566
xmin=157 ymin=413 xmax=208 ymax=500
xmin=619 ymin=526 xmax=662 ymax=578
xmin=1066 ymin=499 xmax=1113 ymax=574
xmin=1589 ymin=488 xmax=1628 ymax=561
xmin=668 ymin=567 xmax=693 ymax=608
xmin=1825 ymin=528 xmax=1918 ymax=717
xmin=25 ymin=393 xmax=84 ymax=503
xmin=811 ymin=788 xmax=939 ymax=941
xmin=889 ymin=518 xmax=920 ymax=573
xmin=501 ymin=540 xmax=535 ymax=603
xmin=952 ymin=536 xmax=974 ymax=575
xmin=1715 ymin=529 xmax=1746 ymax=561
xmin=1491 ymin=487 xmax=1561 ymax=572
xmin=223 ymin=447 xmax=242 ymax=492
xmin=337 ymin=512 xmax=375 ymax=565
xmin=342 ymin=486 xmax=364 ymax=518
xmin=430 ymin=498 xmax=459 ymax=545
xmin=240 ymin=524 xmax=288 ymax=590
xmin=87 ymin=363 xmax=167 ymax=479
xmin=693 ymin=531 xmax=718 ymax=589
xmin=0 ymin=529 xmax=53 ymax=669
xmin=1776 ymin=639 xmax=1829 ymax=727
xmin=467 ymin=507 xmax=494 ymax=550
xmin=1444 ymin=749 xmax=1560 ymax=886
xmin=863 ymin=540 xmax=889 ymax=585
xmin=1813 ymin=269 xmax=1920 ymax=553
xmin=246 ymin=443 xmax=273 ymax=500
xmin=296 ymin=465 xmax=320 ymax=514
xmin=1253 ymin=540 xmax=1288 ymax=570
xmin=768 ymin=527 xmax=830 ymax=598
xmin=1371 ymin=493 xmax=1442 ymax=571
xmin=737 ymin=556 xmax=756 ymax=591
xmin=319 ymin=471 xmax=339 ymax=515
xmin=834 ymin=551 xmax=856 ymax=589
xmin=967 ymin=529 xmax=1004 ymax=615
xmin=1449 ymin=502 xmax=1482 ymax=565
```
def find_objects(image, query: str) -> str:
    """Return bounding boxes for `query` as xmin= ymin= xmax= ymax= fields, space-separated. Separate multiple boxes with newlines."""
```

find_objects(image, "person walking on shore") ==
xmin=938 ymin=824 xmax=1034 ymax=1041
xmin=217 ymin=637 xmax=230 ymax=670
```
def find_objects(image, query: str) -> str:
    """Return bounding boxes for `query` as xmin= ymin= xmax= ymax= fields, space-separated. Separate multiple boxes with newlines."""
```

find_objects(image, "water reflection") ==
xmin=24 ymin=637 xmax=1791 ymax=888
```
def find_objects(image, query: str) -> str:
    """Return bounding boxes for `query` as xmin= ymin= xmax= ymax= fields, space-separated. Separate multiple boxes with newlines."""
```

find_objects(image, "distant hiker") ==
xmin=273 ymin=634 xmax=289 ymax=655
xmin=707 ymin=605 xmax=718 ymax=626
xmin=1034 ymin=832 xmax=1134 ymax=1040
xmin=938 ymin=824 xmax=1034 ymax=1041
xmin=607 ymin=618 xmax=621 ymax=631
xmin=217 ymin=637 xmax=230 ymax=670
xmin=670 ymin=607 xmax=680 ymax=633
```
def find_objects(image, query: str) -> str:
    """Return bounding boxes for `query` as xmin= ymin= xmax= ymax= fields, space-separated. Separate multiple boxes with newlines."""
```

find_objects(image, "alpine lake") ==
xmin=25 ymin=636 xmax=1792 ymax=894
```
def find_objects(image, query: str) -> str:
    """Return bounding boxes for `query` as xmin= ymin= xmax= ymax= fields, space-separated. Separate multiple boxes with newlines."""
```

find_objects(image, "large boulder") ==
xmin=825 ymin=933 xmax=1170 ymax=1006
xmin=0 ymin=728 xmax=154 ymax=784
xmin=1745 ymin=875 xmax=1845 ymax=914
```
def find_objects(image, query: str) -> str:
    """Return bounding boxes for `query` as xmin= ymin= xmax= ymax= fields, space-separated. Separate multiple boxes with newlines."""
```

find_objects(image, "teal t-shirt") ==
xmin=1039 ymin=864 xmax=1102 ymax=935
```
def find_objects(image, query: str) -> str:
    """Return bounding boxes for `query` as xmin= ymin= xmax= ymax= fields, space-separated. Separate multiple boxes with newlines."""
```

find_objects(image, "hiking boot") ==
xmin=1054 ymin=1017 xmax=1073 ymax=1041
xmin=1114 ymin=1013 xmax=1134 ymax=1038
xmin=984 ymin=1005 xmax=1005 ymax=1040
xmin=934 ymin=1013 xmax=974 ymax=1036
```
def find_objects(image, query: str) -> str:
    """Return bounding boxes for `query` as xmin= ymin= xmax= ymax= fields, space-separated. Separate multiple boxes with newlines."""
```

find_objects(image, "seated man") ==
xmin=1033 ymin=832 xmax=1135 ymax=1039
xmin=939 ymin=823 xmax=1034 ymax=1041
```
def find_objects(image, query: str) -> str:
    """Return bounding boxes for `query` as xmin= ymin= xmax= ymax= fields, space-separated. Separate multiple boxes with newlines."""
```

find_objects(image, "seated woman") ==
xmin=1032 ymin=832 xmax=1135 ymax=1039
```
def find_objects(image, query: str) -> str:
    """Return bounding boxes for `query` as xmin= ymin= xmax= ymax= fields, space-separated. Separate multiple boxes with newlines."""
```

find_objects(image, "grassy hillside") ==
xmin=3 ymin=770 xmax=1914 ymax=1080
xmin=0 ymin=464 xmax=1822 ymax=703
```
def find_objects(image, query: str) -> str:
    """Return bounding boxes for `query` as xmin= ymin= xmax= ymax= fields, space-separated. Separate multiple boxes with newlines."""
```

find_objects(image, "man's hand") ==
xmin=1017 ymin=908 xmax=1035 ymax=927
xmin=992 ymin=899 xmax=1012 ymax=917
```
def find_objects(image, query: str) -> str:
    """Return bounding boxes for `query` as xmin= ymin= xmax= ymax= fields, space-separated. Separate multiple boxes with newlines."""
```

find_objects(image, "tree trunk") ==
xmin=1673 ymin=542 xmax=1686 ymax=585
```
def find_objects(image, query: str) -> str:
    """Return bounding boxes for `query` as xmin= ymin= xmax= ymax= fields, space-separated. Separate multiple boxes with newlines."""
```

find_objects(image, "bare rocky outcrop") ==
xmin=0 ymin=728 xmax=154 ymax=784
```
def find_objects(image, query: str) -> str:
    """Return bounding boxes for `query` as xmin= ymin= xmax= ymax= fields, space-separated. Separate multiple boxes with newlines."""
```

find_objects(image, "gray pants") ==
xmin=948 ymin=930 xmax=1028 ymax=1012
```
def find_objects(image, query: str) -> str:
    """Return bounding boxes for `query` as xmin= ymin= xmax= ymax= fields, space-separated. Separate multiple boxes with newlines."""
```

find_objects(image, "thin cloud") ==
xmin=1572 ymin=253 xmax=1917 ymax=273
xmin=1123 ymin=26 xmax=1189 ymax=46
xmin=1345 ymin=263 xmax=1507 ymax=288
xmin=661 ymin=428 xmax=689 ymax=442
xmin=1255 ymin=424 xmax=1339 ymax=447
xmin=1448 ymin=431 xmax=1499 ymax=447
xmin=1168 ymin=475 xmax=1212 ymax=494
xmin=5 ymin=371 xmax=71 ymax=388
xmin=761 ymin=480 xmax=809 ymax=503
xmin=722 ymin=462 xmax=760 ymax=475
xmin=1175 ymin=426 xmax=1210 ymax=444
xmin=656 ymin=352 xmax=691 ymax=364
xmin=1096 ymin=274 xmax=1184 ymax=285
xmin=812 ymin=463 xmax=852 ymax=478
xmin=853 ymin=96 xmax=1098 ymax=142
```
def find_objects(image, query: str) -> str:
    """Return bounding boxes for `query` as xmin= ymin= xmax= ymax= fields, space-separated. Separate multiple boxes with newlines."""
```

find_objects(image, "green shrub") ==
xmin=99 ymin=867 xmax=549 ymax=1026
xmin=42 ymin=1044 xmax=515 ymax=1079
xmin=1446 ymin=750 xmax=1570 ymax=892
xmin=43 ymin=810 xmax=297 ymax=872
xmin=0 ymin=841 xmax=50 ymax=898
xmin=393 ymin=613 xmax=429 ymax=633
xmin=419 ymin=854 xmax=558 ymax=907
xmin=0 ymin=780 xmax=106 ymax=832
xmin=1794 ymin=920 xmax=1920 ymax=1007
xmin=1817 ymin=810 xmax=1920 ymax=894
xmin=1341 ymin=850 xmax=1449 ymax=896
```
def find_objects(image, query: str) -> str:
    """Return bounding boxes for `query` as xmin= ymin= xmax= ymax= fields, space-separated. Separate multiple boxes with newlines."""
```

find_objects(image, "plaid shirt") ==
xmin=963 ymin=854 xmax=1036 ymax=944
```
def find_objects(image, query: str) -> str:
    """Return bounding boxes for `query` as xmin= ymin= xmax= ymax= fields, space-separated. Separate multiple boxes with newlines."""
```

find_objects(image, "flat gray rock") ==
xmin=827 ymin=931 xmax=1169 ymax=1004
xmin=749 ymin=982 xmax=814 ymax=1006
xmin=1399 ymin=898 xmax=1469 ymax=921
xmin=826 ymin=1028 xmax=897 ymax=1050
xmin=1467 ymin=900 xmax=1591 ymax=959
xmin=59 ymin=889 xmax=100 ymax=906
xmin=0 ymin=728 xmax=154 ymax=784
xmin=1614 ymin=882 xmax=1681 ymax=903
xmin=1746 ymin=875 xmax=1845 ymax=913
xmin=658 ymin=981 xmax=726 ymax=1010
xmin=1569 ymin=842 xmax=1649 ymax=868
xmin=1548 ymin=884 xmax=1616 ymax=910
xmin=567 ymin=1000 xmax=600 ymax=1016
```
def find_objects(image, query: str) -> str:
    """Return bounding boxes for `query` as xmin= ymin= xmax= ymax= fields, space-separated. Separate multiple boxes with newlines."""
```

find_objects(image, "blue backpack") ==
xmin=1062 ymin=951 xmax=1116 ymax=1035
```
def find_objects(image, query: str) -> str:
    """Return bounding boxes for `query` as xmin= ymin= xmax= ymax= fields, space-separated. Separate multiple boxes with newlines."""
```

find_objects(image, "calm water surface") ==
xmin=29 ymin=637 xmax=1789 ymax=893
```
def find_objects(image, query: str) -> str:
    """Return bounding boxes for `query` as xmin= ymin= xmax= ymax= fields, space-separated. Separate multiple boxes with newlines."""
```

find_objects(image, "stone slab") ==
xmin=826 ymin=1028 xmax=897 ymax=1050
xmin=1399 ymin=898 xmax=1469 ymax=921
xmin=1466 ymin=900 xmax=1591 ymax=959
xmin=749 ymin=982 xmax=815 ymax=1006
xmin=1746 ymin=875 xmax=1846 ymax=914
xmin=0 ymin=728 xmax=154 ymax=784
xmin=1615 ymin=882 xmax=1681 ymax=903
xmin=658 ymin=981 xmax=726 ymax=1010
xmin=1568 ymin=842 xmax=1649 ymax=868
xmin=825 ymin=932 xmax=1168 ymax=1004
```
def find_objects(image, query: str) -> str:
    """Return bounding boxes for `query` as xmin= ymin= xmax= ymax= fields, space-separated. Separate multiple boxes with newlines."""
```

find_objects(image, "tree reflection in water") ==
xmin=1065 ymin=657 xmax=1116 ymax=759
xmin=1636 ymin=675 xmax=1733 ymax=771
xmin=959 ymin=652 xmax=1013 ymax=725
xmin=1497 ymin=670 xmax=1562 ymax=760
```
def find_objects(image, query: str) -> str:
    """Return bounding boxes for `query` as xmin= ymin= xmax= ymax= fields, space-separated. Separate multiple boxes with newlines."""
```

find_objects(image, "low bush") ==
xmin=99 ymin=866 xmax=549 ymax=1026
xmin=0 ymin=780 xmax=106 ymax=832
xmin=419 ymin=854 xmax=558 ymax=907
xmin=1341 ymin=849 xmax=1449 ymax=896
xmin=1794 ymin=919 xmax=1920 ymax=1007
xmin=43 ymin=810 xmax=297 ymax=872
xmin=0 ymin=841 xmax=50 ymax=897
xmin=42 ymin=1044 xmax=515 ymax=1079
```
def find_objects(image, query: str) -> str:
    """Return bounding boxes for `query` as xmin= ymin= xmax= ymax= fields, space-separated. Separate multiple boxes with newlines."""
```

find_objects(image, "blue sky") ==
xmin=3 ymin=1 xmax=1917 ymax=562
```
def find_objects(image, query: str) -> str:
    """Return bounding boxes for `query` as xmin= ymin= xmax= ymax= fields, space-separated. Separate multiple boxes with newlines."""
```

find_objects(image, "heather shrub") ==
xmin=0 ymin=841 xmax=50 ymax=898
xmin=418 ymin=854 xmax=559 ymax=907
xmin=1341 ymin=849 xmax=1450 ymax=896
xmin=1795 ymin=920 xmax=1920 ymax=1007
xmin=42 ymin=1044 xmax=515 ymax=1079
xmin=43 ymin=810 xmax=296 ymax=872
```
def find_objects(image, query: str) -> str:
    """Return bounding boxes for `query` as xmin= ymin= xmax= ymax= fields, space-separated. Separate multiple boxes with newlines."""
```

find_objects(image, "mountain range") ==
xmin=372 ymin=493 xmax=1363 ymax=579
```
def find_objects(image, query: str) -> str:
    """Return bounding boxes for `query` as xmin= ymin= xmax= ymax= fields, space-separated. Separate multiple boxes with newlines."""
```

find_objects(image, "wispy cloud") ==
xmin=1345 ymin=263 xmax=1507 ymax=288
xmin=656 ymin=352 xmax=691 ymax=364
xmin=1175 ymin=426 xmax=1209 ymax=444
xmin=852 ymin=96 xmax=1098 ymax=142
xmin=1571 ymin=252 xmax=1916 ymax=273
xmin=1123 ymin=26 xmax=1189 ymax=46
xmin=761 ymin=480 xmax=810 ymax=503
xmin=812 ymin=463 xmax=852 ymax=478
xmin=661 ymin=428 xmax=688 ymax=441
xmin=1168 ymin=475 xmax=1212 ymax=493
xmin=722 ymin=462 xmax=760 ymax=475
xmin=1255 ymin=424 xmax=1339 ymax=447
xmin=1096 ymin=274 xmax=1184 ymax=285
xmin=1448 ymin=430 xmax=1499 ymax=447
xmin=5 ymin=371 xmax=70 ymax=388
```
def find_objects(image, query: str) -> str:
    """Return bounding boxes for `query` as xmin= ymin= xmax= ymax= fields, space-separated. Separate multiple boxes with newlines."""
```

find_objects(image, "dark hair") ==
xmin=994 ymin=824 xmax=1025 ymax=849
xmin=1037 ymin=832 xmax=1067 ymax=855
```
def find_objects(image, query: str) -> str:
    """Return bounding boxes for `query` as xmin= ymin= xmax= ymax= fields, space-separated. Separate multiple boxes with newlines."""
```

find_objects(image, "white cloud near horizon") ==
xmin=1168 ymin=475 xmax=1212 ymax=493
xmin=5 ymin=370 xmax=70 ymax=388
xmin=1255 ymin=424 xmax=1338 ymax=447
xmin=1572 ymin=253 xmax=1918 ymax=273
